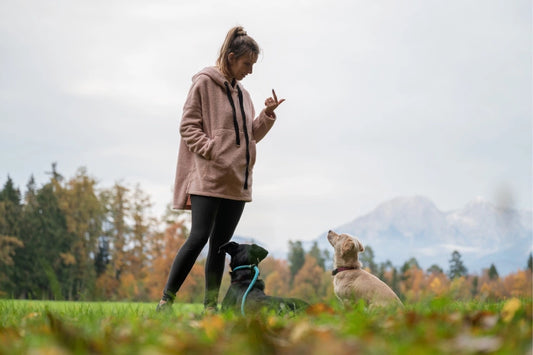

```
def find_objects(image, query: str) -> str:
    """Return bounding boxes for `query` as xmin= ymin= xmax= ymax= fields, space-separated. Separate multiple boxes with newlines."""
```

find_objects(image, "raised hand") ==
xmin=264 ymin=89 xmax=285 ymax=116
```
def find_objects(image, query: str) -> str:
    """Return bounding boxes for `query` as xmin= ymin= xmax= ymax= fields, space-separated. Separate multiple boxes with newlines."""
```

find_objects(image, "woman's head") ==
xmin=216 ymin=26 xmax=260 ymax=81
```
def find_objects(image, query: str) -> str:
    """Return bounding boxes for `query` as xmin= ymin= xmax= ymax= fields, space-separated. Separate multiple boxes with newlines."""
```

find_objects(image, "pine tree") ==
xmin=527 ymin=253 xmax=532 ymax=272
xmin=14 ymin=172 xmax=69 ymax=299
xmin=488 ymin=263 xmax=499 ymax=280
xmin=0 ymin=176 xmax=23 ymax=237
xmin=360 ymin=245 xmax=378 ymax=273
xmin=288 ymin=240 xmax=305 ymax=281
xmin=448 ymin=250 xmax=468 ymax=279
xmin=307 ymin=241 xmax=326 ymax=270
xmin=0 ymin=177 xmax=24 ymax=295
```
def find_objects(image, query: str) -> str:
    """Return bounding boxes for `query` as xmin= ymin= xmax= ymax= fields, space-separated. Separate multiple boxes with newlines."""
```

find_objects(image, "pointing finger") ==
xmin=272 ymin=89 xmax=278 ymax=103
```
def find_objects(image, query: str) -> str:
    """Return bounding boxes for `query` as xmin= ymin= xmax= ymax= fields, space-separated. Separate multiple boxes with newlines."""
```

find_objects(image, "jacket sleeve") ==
xmin=252 ymin=109 xmax=276 ymax=143
xmin=179 ymin=81 xmax=214 ymax=159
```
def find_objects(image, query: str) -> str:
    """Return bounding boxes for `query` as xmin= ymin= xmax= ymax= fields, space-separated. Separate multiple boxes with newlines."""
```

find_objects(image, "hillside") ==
xmin=309 ymin=196 xmax=532 ymax=275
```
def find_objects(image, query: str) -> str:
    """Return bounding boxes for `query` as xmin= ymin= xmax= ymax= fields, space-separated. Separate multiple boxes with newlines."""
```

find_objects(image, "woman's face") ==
xmin=228 ymin=53 xmax=257 ymax=81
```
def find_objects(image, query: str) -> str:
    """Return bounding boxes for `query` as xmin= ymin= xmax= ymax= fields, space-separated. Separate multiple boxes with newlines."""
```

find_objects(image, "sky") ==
xmin=1 ymin=0 xmax=531 ymax=252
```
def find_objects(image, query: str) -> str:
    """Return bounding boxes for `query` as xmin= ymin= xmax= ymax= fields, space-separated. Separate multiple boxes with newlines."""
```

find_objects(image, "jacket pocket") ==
xmin=205 ymin=129 xmax=246 ymax=183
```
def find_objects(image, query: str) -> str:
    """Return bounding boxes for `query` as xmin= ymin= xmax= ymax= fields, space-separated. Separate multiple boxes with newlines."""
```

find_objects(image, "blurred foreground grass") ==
xmin=0 ymin=297 xmax=531 ymax=354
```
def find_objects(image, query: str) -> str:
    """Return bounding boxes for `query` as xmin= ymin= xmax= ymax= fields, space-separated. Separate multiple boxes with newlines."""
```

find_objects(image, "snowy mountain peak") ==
xmin=314 ymin=195 xmax=532 ymax=275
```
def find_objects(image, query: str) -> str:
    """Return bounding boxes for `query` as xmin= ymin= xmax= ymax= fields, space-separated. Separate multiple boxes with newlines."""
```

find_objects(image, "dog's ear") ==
xmin=250 ymin=244 xmax=268 ymax=264
xmin=341 ymin=238 xmax=357 ymax=256
xmin=219 ymin=241 xmax=240 ymax=256
xmin=354 ymin=238 xmax=365 ymax=252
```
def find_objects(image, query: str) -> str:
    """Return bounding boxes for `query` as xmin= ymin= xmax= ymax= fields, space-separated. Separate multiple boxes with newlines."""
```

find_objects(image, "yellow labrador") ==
xmin=327 ymin=230 xmax=403 ymax=308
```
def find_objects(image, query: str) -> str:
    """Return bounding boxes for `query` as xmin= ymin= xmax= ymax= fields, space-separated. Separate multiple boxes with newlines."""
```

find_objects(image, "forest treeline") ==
xmin=0 ymin=165 xmax=531 ymax=303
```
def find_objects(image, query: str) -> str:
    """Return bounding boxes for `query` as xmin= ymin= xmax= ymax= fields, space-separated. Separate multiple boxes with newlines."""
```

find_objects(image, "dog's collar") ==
xmin=332 ymin=266 xmax=359 ymax=275
xmin=232 ymin=264 xmax=257 ymax=272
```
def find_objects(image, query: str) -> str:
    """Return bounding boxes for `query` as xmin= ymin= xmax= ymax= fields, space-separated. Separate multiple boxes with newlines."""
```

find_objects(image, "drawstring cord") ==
xmin=223 ymin=81 xmax=250 ymax=190
xmin=224 ymin=81 xmax=240 ymax=146
xmin=232 ymin=264 xmax=260 ymax=316
xmin=237 ymin=86 xmax=250 ymax=190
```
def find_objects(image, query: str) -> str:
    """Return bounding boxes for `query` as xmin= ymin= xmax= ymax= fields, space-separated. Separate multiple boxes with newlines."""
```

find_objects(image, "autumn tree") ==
xmin=448 ymin=250 xmax=467 ymax=280
xmin=56 ymin=167 xmax=105 ymax=299
xmin=427 ymin=264 xmax=443 ymax=275
xmin=503 ymin=270 xmax=532 ymax=298
xmin=399 ymin=258 xmax=424 ymax=301
xmin=290 ymin=255 xmax=324 ymax=302
xmin=125 ymin=184 xmax=156 ymax=300
xmin=262 ymin=257 xmax=291 ymax=297
xmin=400 ymin=257 xmax=420 ymax=280
xmin=142 ymin=214 xmax=205 ymax=303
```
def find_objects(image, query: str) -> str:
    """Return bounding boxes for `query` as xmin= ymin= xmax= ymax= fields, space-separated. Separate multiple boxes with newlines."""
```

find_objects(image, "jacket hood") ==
xmin=192 ymin=66 xmax=233 ymax=89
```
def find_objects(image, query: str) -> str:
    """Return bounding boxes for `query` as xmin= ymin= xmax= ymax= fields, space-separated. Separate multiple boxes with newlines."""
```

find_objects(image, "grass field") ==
xmin=0 ymin=297 xmax=531 ymax=354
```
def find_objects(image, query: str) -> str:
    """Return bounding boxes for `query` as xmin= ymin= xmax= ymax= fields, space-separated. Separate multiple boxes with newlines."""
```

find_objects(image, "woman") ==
xmin=157 ymin=26 xmax=284 ymax=312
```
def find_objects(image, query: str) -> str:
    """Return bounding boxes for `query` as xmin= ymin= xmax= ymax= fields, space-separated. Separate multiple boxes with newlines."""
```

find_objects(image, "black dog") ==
xmin=219 ymin=241 xmax=309 ymax=315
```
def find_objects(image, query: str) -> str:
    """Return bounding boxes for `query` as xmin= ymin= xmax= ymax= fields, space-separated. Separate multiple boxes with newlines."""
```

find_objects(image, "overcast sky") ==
xmin=1 ymin=0 xmax=531 ymax=251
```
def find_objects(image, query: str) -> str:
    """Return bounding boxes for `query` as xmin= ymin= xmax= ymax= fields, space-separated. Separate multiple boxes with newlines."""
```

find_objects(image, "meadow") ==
xmin=0 ymin=297 xmax=531 ymax=355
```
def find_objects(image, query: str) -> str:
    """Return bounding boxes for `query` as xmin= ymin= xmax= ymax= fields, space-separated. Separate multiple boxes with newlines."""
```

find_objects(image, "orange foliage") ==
xmin=95 ymin=270 xmax=119 ymax=300
xmin=290 ymin=256 xmax=324 ymax=302
xmin=503 ymin=270 xmax=532 ymax=298
xmin=143 ymin=219 xmax=205 ymax=303
xmin=400 ymin=267 xmax=425 ymax=301
xmin=262 ymin=257 xmax=291 ymax=297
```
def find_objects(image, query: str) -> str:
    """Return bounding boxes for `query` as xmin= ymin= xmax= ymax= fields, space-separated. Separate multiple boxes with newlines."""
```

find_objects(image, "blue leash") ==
xmin=232 ymin=264 xmax=260 ymax=316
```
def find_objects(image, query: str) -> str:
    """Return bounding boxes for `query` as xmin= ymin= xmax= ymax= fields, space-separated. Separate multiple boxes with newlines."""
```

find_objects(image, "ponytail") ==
xmin=216 ymin=26 xmax=260 ymax=79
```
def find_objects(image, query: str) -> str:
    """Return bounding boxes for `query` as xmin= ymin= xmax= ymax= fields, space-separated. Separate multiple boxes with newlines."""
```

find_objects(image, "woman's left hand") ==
xmin=264 ymin=89 xmax=285 ymax=117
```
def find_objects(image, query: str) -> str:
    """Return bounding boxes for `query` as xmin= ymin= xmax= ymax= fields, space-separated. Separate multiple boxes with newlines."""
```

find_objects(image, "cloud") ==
xmin=0 ymin=0 xmax=531 ymax=251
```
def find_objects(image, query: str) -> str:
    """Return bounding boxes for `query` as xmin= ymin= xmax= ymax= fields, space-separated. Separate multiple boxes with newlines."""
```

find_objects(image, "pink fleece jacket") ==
xmin=172 ymin=67 xmax=276 ymax=210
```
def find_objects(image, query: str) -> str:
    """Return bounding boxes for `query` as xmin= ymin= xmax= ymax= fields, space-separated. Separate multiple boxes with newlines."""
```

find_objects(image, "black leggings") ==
xmin=163 ymin=195 xmax=245 ymax=307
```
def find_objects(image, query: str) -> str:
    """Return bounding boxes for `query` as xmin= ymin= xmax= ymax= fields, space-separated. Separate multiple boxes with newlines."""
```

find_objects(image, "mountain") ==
xmin=310 ymin=196 xmax=532 ymax=276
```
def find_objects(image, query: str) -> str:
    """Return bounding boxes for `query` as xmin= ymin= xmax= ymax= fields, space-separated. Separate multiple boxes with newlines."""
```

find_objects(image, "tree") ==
xmin=0 ymin=177 xmax=24 ymax=295
xmin=448 ymin=250 xmax=467 ymax=280
xmin=288 ymin=240 xmax=305 ymax=281
xmin=307 ymin=241 xmax=327 ymax=270
xmin=488 ymin=264 xmax=499 ymax=280
xmin=100 ymin=183 xmax=131 ymax=282
xmin=427 ymin=264 xmax=444 ymax=275
xmin=13 ymin=171 xmax=70 ymax=299
xmin=400 ymin=257 xmax=420 ymax=279
xmin=290 ymin=255 xmax=324 ymax=302
xmin=527 ymin=253 xmax=532 ymax=272
xmin=0 ymin=176 xmax=23 ymax=238
xmin=360 ymin=245 xmax=377 ymax=273
xmin=57 ymin=167 xmax=105 ymax=299
xmin=128 ymin=184 xmax=154 ymax=277
xmin=263 ymin=257 xmax=291 ymax=297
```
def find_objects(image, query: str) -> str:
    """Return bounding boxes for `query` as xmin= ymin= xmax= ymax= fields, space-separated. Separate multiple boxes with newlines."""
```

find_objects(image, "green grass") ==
xmin=0 ymin=298 xmax=531 ymax=354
